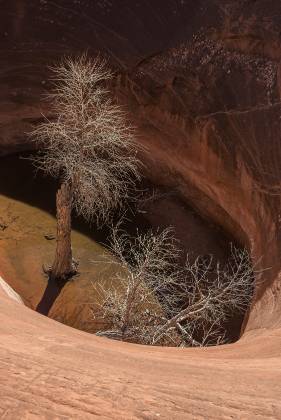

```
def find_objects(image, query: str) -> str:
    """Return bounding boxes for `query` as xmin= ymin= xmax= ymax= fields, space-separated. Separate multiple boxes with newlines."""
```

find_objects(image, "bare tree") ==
xmin=152 ymin=246 xmax=255 ymax=347
xmin=30 ymin=55 xmax=139 ymax=282
xmin=93 ymin=227 xmax=181 ymax=345
xmin=93 ymin=229 xmax=257 ymax=347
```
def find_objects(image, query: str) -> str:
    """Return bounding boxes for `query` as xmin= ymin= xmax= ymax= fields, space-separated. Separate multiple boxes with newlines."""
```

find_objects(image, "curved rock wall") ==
xmin=1 ymin=0 xmax=281 ymax=334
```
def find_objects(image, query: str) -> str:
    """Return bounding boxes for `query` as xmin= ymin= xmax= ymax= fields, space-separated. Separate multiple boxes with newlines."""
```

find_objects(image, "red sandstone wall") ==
xmin=1 ymin=0 xmax=281 ymax=333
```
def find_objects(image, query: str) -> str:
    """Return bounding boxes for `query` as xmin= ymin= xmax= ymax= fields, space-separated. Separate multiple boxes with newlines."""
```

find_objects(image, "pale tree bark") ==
xmin=30 ymin=55 xmax=139 ymax=285
xmin=51 ymin=180 xmax=76 ymax=282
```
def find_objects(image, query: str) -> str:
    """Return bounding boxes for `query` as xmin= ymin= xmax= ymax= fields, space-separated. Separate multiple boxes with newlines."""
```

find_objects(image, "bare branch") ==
xmin=93 ymin=228 xmax=258 ymax=347
xmin=30 ymin=54 xmax=140 ymax=225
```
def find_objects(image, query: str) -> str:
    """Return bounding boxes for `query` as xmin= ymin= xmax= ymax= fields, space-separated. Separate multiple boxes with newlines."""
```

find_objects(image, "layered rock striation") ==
xmin=1 ymin=0 xmax=281 ymax=334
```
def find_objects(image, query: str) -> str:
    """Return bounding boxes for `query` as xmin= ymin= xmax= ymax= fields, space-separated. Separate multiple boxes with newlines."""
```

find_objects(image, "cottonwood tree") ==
xmin=31 ymin=55 xmax=139 ymax=282
xmin=93 ymin=229 xmax=256 ymax=347
xmin=152 ymin=246 xmax=255 ymax=346
xmin=93 ymin=227 xmax=181 ymax=344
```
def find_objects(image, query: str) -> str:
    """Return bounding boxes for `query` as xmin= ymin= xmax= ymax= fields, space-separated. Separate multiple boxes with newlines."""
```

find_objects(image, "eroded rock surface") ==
xmin=1 ymin=2 xmax=281 ymax=417
xmin=1 ymin=287 xmax=281 ymax=419
xmin=1 ymin=0 xmax=280 ymax=333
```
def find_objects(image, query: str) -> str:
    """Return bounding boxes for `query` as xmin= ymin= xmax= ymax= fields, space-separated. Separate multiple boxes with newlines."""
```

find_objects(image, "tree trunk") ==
xmin=51 ymin=179 xmax=76 ymax=282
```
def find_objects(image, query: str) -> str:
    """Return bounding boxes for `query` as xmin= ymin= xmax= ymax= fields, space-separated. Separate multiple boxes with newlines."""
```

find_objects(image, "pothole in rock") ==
xmin=0 ymin=153 xmax=253 ymax=345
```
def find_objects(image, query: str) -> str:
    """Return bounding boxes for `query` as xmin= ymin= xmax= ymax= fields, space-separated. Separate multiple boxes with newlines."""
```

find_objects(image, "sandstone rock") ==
xmin=1 ymin=284 xmax=281 ymax=419
xmin=1 ymin=2 xmax=281 ymax=416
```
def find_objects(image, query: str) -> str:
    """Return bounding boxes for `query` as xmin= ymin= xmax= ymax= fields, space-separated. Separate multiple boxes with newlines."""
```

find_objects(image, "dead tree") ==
xmin=152 ymin=246 xmax=255 ymax=346
xmin=31 ymin=55 xmax=139 ymax=282
xmin=93 ymin=228 xmax=257 ymax=347
xmin=93 ymin=227 xmax=181 ymax=344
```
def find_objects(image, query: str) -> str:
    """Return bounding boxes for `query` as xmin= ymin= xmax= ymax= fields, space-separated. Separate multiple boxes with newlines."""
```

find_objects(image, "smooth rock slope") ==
xmin=1 ymin=287 xmax=281 ymax=419
xmin=1 ymin=1 xmax=281 ymax=418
